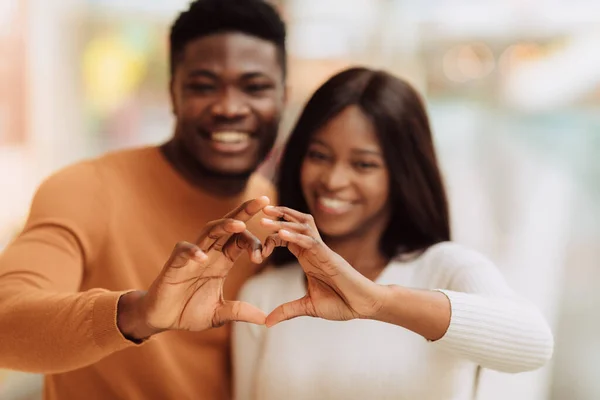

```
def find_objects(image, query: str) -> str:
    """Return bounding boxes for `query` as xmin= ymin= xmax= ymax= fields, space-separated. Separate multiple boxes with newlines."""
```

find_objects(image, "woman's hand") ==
xmin=260 ymin=206 xmax=387 ymax=327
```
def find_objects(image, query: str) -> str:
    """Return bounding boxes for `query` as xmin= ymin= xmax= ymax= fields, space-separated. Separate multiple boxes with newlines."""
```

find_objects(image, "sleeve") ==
xmin=429 ymin=244 xmax=554 ymax=373
xmin=232 ymin=278 xmax=268 ymax=400
xmin=0 ymin=162 xmax=138 ymax=374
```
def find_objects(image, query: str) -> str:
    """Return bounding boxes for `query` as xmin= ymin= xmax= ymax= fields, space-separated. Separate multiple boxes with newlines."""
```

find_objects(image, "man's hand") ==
xmin=117 ymin=196 xmax=270 ymax=341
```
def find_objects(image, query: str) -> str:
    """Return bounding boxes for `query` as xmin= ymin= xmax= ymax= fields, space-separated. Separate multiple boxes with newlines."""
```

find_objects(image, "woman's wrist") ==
xmin=367 ymin=284 xmax=401 ymax=322
xmin=368 ymin=285 xmax=451 ymax=341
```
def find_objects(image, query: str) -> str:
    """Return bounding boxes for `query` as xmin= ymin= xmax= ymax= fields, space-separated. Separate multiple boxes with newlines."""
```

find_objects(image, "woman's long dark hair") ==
xmin=271 ymin=67 xmax=450 ymax=266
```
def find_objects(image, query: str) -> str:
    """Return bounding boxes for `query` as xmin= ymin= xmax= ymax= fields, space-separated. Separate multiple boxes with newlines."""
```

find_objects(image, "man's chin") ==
xmin=200 ymin=163 xmax=257 ymax=180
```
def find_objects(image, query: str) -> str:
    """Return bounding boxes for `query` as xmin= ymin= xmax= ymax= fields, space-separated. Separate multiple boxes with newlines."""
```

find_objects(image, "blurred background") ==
xmin=0 ymin=0 xmax=598 ymax=399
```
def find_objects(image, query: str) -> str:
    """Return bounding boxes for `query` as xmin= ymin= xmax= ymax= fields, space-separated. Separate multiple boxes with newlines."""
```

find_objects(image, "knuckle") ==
xmin=212 ymin=312 xmax=225 ymax=328
xmin=235 ymin=235 xmax=246 ymax=249
xmin=241 ymin=200 xmax=254 ymax=213
xmin=175 ymin=241 xmax=190 ymax=251
xmin=232 ymin=302 xmax=242 ymax=318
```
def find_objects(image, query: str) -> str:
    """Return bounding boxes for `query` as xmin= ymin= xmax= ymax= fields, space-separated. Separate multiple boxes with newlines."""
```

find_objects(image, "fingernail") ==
xmin=261 ymin=218 xmax=274 ymax=225
xmin=194 ymin=250 xmax=207 ymax=260
xmin=232 ymin=221 xmax=246 ymax=230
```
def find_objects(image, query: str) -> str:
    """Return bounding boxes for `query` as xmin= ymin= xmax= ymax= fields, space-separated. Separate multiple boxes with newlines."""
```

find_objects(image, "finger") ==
xmin=213 ymin=300 xmax=267 ymax=326
xmin=263 ymin=206 xmax=313 ymax=224
xmin=165 ymin=241 xmax=208 ymax=270
xmin=265 ymin=296 xmax=311 ymax=327
xmin=260 ymin=218 xmax=312 ymax=234
xmin=222 ymin=230 xmax=263 ymax=263
xmin=196 ymin=218 xmax=246 ymax=252
xmin=224 ymin=196 xmax=270 ymax=222
xmin=208 ymin=197 xmax=269 ymax=252
xmin=261 ymin=234 xmax=288 ymax=259
xmin=278 ymin=229 xmax=320 ymax=250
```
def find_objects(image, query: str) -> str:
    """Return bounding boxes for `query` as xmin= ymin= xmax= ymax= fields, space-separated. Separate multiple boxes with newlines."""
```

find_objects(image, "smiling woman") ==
xmin=274 ymin=67 xmax=450 ymax=267
xmin=299 ymin=105 xmax=391 ymax=246
xmin=232 ymin=67 xmax=553 ymax=400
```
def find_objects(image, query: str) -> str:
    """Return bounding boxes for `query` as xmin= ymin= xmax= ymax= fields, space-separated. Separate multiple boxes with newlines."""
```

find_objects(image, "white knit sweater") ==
xmin=232 ymin=242 xmax=554 ymax=400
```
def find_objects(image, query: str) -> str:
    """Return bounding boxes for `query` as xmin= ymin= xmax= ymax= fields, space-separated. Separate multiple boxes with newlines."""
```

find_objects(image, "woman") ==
xmin=233 ymin=67 xmax=553 ymax=400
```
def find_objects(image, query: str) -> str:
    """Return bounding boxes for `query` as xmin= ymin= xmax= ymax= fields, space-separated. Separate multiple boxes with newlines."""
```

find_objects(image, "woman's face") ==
xmin=300 ymin=105 xmax=391 ymax=241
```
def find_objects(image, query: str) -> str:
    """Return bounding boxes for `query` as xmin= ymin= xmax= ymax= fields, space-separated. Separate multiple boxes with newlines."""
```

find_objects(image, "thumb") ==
xmin=265 ymin=296 xmax=311 ymax=327
xmin=213 ymin=301 xmax=267 ymax=327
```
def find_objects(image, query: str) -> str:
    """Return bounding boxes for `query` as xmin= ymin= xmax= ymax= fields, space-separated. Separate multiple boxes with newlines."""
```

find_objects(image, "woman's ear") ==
xmin=283 ymin=84 xmax=291 ymax=105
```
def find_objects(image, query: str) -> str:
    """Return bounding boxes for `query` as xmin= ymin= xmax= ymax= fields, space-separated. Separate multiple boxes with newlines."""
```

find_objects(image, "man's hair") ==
xmin=169 ymin=0 xmax=287 ymax=77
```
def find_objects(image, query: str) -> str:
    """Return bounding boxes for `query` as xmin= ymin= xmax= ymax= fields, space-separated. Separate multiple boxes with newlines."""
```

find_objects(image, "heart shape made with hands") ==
xmin=145 ymin=196 xmax=386 ymax=336
xmin=243 ymin=202 xmax=386 ymax=328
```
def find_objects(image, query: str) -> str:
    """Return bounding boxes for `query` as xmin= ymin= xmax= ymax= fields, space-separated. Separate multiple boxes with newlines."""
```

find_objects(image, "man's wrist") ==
xmin=116 ymin=291 xmax=161 ymax=342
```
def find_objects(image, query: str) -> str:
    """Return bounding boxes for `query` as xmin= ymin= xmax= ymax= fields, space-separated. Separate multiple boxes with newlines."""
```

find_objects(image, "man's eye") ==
xmin=245 ymin=83 xmax=273 ymax=93
xmin=186 ymin=83 xmax=216 ymax=93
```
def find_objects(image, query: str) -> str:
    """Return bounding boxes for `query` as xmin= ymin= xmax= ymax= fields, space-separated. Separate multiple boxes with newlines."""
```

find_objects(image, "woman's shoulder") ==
xmin=419 ymin=241 xmax=495 ymax=268
xmin=399 ymin=241 xmax=502 ymax=290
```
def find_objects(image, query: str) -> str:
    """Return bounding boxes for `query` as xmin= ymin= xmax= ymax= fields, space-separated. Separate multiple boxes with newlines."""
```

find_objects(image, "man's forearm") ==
xmin=0 ymin=287 xmax=136 ymax=373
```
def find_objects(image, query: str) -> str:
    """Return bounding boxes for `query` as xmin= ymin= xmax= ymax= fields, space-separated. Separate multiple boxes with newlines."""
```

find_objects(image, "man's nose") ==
xmin=210 ymin=88 xmax=250 ymax=119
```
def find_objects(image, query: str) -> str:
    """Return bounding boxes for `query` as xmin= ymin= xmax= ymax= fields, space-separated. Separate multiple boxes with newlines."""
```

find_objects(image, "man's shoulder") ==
xmin=49 ymin=147 xmax=157 ymax=178
xmin=95 ymin=146 xmax=159 ymax=169
xmin=35 ymin=146 xmax=159 ymax=200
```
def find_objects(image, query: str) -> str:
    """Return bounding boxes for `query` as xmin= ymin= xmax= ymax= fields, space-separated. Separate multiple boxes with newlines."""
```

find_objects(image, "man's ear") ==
xmin=169 ymin=77 xmax=177 ymax=115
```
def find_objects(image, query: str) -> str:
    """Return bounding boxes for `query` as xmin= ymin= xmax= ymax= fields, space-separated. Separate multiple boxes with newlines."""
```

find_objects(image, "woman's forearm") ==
xmin=370 ymin=284 xmax=554 ymax=372
xmin=370 ymin=285 xmax=451 ymax=341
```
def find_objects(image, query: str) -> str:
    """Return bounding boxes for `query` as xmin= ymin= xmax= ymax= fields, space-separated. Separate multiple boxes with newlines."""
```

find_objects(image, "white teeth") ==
xmin=211 ymin=131 xmax=250 ymax=143
xmin=319 ymin=197 xmax=353 ymax=210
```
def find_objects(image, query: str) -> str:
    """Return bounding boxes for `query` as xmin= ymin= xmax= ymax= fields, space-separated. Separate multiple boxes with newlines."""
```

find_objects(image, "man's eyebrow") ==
xmin=187 ymin=69 xmax=218 ymax=79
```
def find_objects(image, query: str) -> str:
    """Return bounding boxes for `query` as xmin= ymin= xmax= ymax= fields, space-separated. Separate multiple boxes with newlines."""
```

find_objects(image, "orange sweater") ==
xmin=0 ymin=147 xmax=275 ymax=400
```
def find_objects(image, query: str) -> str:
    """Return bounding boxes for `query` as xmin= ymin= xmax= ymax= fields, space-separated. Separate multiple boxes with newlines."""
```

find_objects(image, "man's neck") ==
xmin=160 ymin=140 xmax=250 ymax=198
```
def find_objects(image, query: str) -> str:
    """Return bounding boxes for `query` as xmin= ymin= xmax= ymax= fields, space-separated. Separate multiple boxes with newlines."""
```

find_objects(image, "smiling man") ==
xmin=163 ymin=7 xmax=286 ymax=193
xmin=0 ymin=1 xmax=287 ymax=399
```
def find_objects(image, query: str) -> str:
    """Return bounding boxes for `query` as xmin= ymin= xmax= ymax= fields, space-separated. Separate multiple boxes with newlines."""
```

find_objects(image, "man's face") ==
xmin=170 ymin=32 xmax=286 ymax=176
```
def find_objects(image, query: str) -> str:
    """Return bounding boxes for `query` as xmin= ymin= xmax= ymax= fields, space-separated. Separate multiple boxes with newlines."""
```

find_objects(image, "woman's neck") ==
xmin=325 ymin=233 xmax=390 ymax=281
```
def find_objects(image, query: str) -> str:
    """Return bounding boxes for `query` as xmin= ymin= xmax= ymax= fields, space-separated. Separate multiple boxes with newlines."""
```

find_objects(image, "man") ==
xmin=0 ymin=0 xmax=287 ymax=399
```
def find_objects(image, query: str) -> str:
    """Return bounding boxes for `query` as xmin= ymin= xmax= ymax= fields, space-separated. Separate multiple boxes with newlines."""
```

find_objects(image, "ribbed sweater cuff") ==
xmin=92 ymin=291 xmax=143 ymax=351
xmin=431 ymin=289 xmax=553 ymax=372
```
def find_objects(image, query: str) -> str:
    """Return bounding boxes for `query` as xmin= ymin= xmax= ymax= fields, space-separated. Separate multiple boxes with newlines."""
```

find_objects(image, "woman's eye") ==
xmin=354 ymin=161 xmax=379 ymax=170
xmin=307 ymin=150 xmax=328 ymax=161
